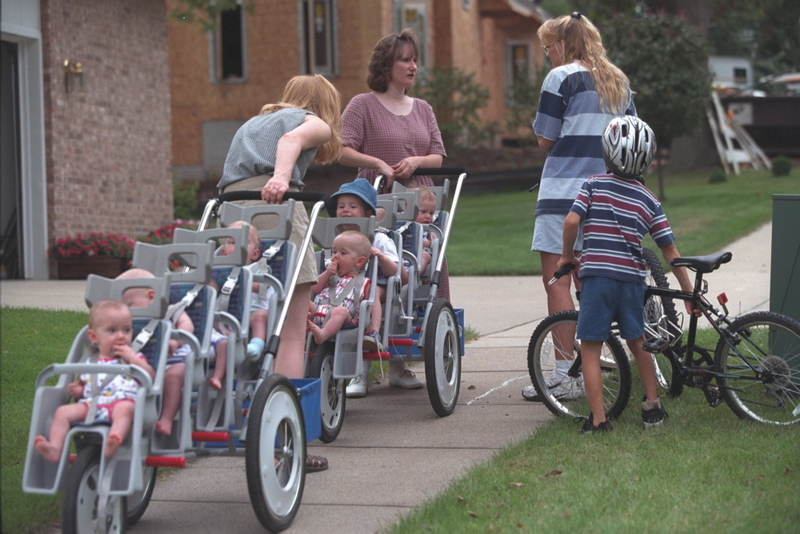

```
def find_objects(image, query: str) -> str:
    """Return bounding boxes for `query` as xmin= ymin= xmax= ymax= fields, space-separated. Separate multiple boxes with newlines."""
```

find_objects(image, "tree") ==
xmin=411 ymin=67 xmax=495 ymax=150
xmin=602 ymin=13 xmax=711 ymax=198
xmin=170 ymin=0 xmax=255 ymax=32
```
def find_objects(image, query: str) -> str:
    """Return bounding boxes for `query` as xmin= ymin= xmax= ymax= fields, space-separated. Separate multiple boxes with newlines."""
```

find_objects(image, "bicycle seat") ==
xmin=671 ymin=251 xmax=732 ymax=273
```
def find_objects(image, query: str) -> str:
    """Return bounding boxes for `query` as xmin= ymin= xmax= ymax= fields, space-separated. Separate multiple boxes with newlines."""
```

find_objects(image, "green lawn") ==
xmin=388 ymin=328 xmax=800 ymax=532
xmin=2 ymin=166 xmax=799 ymax=532
xmin=447 ymin=168 xmax=800 ymax=275
xmin=1 ymin=308 xmax=89 ymax=533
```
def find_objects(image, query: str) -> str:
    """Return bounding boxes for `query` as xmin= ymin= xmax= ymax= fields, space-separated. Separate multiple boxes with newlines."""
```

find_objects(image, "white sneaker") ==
xmin=522 ymin=375 xmax=584 ymax=401
xmin=346 ymin=376 xmax=367 ymax=398
xmin=388 ymin=368 xmax=424 ymax=389
xmin=549 ymin=375 xmax=584 ymax=399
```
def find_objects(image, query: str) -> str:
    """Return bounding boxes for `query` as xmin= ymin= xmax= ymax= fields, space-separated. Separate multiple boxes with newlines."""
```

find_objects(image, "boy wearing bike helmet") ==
xmin=558 ymin=116 xmax=695 ymax=433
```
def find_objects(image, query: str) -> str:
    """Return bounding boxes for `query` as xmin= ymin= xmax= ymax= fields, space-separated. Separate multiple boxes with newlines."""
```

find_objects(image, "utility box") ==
xmin=770 ymin=195 xmax=800 ymax=323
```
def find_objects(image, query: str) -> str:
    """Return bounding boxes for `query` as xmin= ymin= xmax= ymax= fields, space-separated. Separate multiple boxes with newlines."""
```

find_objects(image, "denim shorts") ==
xmin=532 ymin=214 xmax=583 ymax=254
xmin=576 ymin=276 xmax=645 ymax=341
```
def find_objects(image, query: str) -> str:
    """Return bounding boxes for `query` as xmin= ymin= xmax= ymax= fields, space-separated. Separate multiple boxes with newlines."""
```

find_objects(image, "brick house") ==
xmin=167 ymin=0 xmax=546 ymax=184
xmin=1 ymin=0 xmax=173 ymax=279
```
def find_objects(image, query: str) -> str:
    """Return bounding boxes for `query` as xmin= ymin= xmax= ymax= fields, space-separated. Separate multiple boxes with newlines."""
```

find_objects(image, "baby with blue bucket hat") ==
xmin=326 ymin=178 xmax=423 ymax=397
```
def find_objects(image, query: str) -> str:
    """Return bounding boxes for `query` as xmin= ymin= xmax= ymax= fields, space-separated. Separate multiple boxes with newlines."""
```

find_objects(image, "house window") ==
xmin=506 ymin=41 xmax=530 ymax=85
xmin=211 ymin=5 xmax=246 ymax=82
xmin=300 ymin=0 xmax=337 ymax=76
xmin=393 ymin=1 xmax=427 ymax=73
xmin=733 ymin=67 xmax=748 ymax=84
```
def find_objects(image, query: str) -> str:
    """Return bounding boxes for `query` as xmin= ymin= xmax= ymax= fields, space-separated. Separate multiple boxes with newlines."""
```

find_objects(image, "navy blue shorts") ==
xmin=576 ymin=276 xmax=645 ymax=341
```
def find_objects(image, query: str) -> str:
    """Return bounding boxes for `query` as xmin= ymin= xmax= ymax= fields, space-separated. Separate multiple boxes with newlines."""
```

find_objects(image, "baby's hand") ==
xmin=67 ymin=380 xmax=84 ymax=399
xmin=371 ymin=247 xmax=382 ymax=259
xmin=326 ymin=260 xmax=338 ymax=275
xmin=113 ymin=343 xmax=138 ymax=363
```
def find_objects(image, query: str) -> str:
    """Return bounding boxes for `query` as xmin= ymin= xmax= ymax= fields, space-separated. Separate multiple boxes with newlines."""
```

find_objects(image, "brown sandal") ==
xmin=306 ymin=454 xmax=329 ymax=473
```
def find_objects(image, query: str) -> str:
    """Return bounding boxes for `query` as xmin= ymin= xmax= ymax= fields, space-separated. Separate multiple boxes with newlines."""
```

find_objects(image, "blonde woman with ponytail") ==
xmin=523 ymin=12 xmax=636 ymax=402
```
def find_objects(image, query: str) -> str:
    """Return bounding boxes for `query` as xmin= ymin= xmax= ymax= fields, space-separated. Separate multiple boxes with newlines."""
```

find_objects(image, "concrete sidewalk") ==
xmin=1 ymin=223 xmax=772 ymax=533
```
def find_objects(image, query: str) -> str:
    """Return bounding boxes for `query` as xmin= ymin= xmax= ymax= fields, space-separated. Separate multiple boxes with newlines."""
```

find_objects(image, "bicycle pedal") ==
xmin=642 ymin=337 xmax=669 ymax=353
xmin=703 ymin=387 xmax=724 ymax=407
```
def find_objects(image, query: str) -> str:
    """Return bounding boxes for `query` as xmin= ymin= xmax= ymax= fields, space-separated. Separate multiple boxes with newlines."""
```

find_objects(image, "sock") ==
xmin=246 ymin=338 xmax=265 ymax=358
xmin=554 ymin=358 xmax=572 ymax=378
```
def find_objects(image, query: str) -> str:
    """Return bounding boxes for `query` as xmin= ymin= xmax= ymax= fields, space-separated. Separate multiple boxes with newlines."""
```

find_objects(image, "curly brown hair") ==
xmin=366 ymin=29 xmax=419 ymax=93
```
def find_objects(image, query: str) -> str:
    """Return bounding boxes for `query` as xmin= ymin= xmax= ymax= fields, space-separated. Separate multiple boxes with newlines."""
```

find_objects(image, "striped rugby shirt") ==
xmin=532 ymin=61 xmax=636 ymax=216
xmin=570 ymin=174 xmax=675 ymax=285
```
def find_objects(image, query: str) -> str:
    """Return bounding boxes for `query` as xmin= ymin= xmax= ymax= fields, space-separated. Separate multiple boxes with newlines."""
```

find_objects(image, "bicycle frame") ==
xmin=645 ymin=272 xmax=772 ymax=405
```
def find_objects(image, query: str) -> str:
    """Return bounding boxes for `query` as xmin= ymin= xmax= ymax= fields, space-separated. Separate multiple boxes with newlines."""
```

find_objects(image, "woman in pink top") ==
xmin=340 ymin=29 xmax=446 ymax=192
xmin=340 ymin=29 xmax=450 ymax=303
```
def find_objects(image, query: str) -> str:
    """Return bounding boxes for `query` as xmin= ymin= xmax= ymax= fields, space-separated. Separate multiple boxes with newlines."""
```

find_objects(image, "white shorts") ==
xmin=532 ymin=213 xmax=583 ymax=254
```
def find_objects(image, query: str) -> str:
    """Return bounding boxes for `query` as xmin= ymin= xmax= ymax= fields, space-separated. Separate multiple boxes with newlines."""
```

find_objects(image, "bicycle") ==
xmin=526 ymin=248 xmax=674 ymax=420
xmin=644 ymin=251 xmax=800 ymax=425
xmin=528 ymin=250 xmax=800 ymax=425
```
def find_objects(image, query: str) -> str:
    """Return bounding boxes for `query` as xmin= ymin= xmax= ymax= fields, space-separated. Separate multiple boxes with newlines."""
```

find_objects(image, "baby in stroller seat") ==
xmin=307 ymin=230 xmax=372 ymax=345
xmin=118 ymin=268 xmax=218 ymax=434
xmin=203 ymin=220 xmax=271 ymax=391
xmin=328 ymin=178 xmax=422 ymax=396
xmin=403 ymin=184 xmax=436 ymax=277
xmin=33 ymin=300 xmax=156 ymax=461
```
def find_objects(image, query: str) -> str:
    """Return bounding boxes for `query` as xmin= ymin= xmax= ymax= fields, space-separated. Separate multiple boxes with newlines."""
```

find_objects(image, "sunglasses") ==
xmin=541 ymin=41 xmax=560 ymax=54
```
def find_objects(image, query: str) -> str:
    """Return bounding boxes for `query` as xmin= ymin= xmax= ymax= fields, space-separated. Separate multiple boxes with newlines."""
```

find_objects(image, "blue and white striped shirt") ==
xmin=533 ymin=61 xmax=636 ymax=216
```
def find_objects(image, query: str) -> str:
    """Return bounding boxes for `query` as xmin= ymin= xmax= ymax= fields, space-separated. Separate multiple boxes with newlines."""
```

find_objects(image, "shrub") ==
xmin=772 ymin=155 xmax=792 ymax=177
xmin=136 ymin=220 xmax=198 ymax=246
xmin=504 ymin=65 xmax=550 ymax=147
xmin=174 ymin=181 xmax=201 ymax=220
xmin=709 ymin=168 xmax=727 ymax=184
xmin=48 ymin=233 xmax=136 ymax=261
xmin=411 ymin=66 xmax=495 ymax=149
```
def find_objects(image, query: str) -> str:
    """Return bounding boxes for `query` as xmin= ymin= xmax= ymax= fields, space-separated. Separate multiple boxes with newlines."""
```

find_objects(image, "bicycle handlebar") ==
xmin=547 ymin=263 xmax=576 ymax=286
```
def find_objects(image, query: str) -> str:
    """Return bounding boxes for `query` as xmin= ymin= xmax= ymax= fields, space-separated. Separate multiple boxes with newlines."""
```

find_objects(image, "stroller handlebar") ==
xmin=217 ymin=191 xmax=328 ymax=203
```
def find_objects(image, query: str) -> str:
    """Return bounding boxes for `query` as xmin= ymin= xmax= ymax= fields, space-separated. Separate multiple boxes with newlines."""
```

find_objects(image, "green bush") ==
xmin=504 ymin=65 xmax=550 ymax=147
xmin=174 ymin=181 xmax=201 ymax=220
xmin=411 ymin=66 xmax=495 ymax=149
xmin=709 ymin=167 xmax=727 ymax=184
xmin=772 ymin=155 xmax=792 ymax=177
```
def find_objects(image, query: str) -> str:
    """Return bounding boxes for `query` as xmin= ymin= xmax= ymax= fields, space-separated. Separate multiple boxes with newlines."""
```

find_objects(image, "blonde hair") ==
xmin=335 ymin=230 xmax=372 ymax=263
xmin=226 ymin=221 xmax=260 ymax=254
xmin=538 ymin=13 xmax=630 ymax=114
xmin=259 ymin=75 xmax=342 ymax=163
xmin=412 ymin=185 xmax=436 ymax=204
xmin=117 ymin=268 xmax=155 ymax=306
xmin=88 ymin=299 xmax=130 ymax=329
xmin=117 ymin=268 xmax=155 ymax=280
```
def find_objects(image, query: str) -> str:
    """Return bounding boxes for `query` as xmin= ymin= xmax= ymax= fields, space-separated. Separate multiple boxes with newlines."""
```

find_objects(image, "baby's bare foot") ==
xmin=34 ymin=435 xmax=61 ymax=463
xmin=155 ymin=419 xmax=173 ymax=436
xmin=209 ymin=377 xmax=222 ymax=390
xmin=308 ymin=323 xmax=327 ymax=345
xmin=105 ymin=433 xmax=123 ymax=458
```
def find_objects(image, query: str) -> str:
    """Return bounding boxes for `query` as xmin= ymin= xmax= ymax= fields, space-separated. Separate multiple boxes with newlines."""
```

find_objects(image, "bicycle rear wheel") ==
xmin=715 ymin=311 xmax=800 ymax=425
xmin=642 ymin=247 xmax=683 ymax=397
xmin=527 ymin=310 xmax=631 ymax=420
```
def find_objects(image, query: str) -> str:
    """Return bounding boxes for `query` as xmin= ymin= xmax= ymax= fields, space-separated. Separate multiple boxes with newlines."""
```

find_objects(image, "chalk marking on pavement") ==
xmin=467 ymin=375 xmax=529 ymax=405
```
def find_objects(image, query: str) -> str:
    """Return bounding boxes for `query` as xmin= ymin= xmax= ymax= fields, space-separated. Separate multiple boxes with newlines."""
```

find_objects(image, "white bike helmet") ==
xmin=602 ymin=116 xmax=657 ymax=179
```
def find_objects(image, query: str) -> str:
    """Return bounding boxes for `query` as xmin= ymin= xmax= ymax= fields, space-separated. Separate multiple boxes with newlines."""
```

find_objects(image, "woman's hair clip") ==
xmin=571 ymin=11 xmax=583 ymax=19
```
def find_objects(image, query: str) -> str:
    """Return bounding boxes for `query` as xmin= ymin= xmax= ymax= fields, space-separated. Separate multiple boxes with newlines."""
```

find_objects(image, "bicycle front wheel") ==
xmin=527 ymin=310 xmax=631 ymax=420
xmin=715 ymin=311 xmax=800 ymax=425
